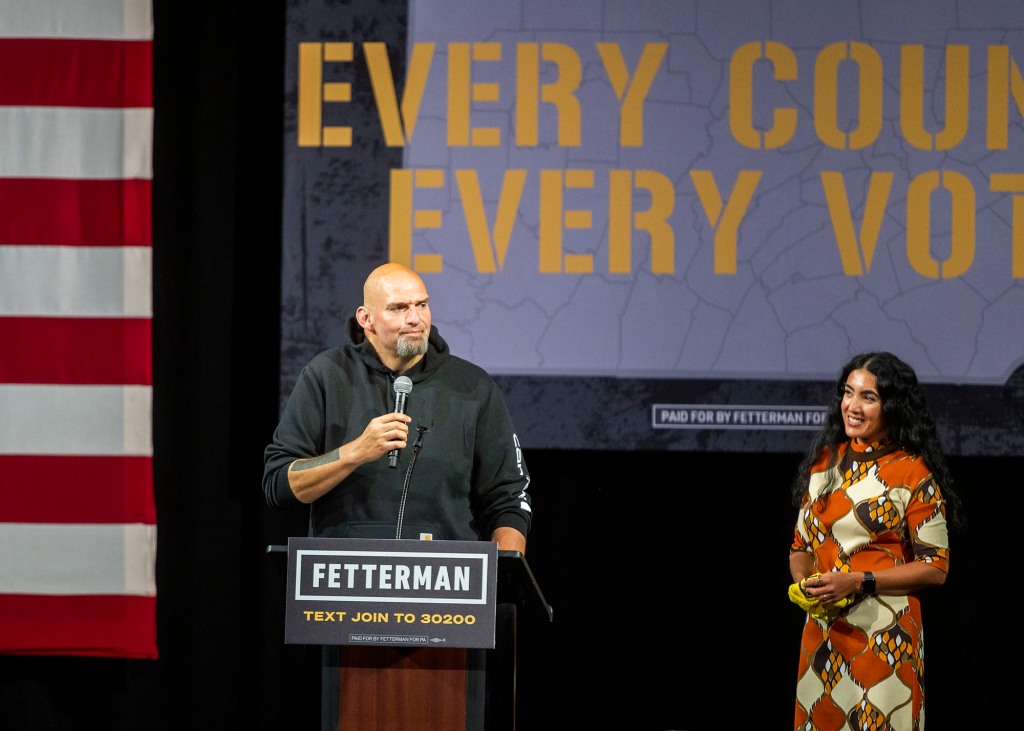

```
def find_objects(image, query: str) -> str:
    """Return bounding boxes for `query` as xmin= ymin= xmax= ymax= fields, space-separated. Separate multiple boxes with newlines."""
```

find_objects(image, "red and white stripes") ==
xmin=0 ymin=0 xmax=157 ymax=658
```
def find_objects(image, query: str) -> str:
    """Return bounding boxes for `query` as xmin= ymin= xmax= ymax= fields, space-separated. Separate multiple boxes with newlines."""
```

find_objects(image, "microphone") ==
xmin=388 ymin=376 xmax=413 ymax=469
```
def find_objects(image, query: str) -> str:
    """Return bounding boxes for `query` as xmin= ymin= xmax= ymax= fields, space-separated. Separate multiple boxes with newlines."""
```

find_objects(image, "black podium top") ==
xmin=265 ymin=543 xmax=553 ymax=625
xmin=497 ymin=550 xmax=553 ymax=624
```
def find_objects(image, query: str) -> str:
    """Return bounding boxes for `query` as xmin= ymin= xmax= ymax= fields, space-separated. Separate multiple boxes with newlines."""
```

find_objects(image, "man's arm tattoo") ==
xmin=290 ymin=450 xmax=340 ymax=472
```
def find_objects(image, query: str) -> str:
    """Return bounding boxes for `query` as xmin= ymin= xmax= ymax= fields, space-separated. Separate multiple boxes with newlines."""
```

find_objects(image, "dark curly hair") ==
xmin=789 ymin=351 xmax=964 ymax=531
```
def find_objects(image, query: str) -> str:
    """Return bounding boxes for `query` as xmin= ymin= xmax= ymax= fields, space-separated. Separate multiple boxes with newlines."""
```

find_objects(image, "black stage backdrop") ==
xmin=0 ymin=3 xmax=1016 ymax=730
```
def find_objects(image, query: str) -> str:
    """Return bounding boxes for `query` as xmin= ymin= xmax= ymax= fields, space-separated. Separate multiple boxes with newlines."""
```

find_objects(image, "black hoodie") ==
xmin=262 ymin=320 xmax=532 ymax=542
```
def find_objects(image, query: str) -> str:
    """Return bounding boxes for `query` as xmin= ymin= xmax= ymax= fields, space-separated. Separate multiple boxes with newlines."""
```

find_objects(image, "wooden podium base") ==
xmin=322 ymin=645 xmax=487 ymax=731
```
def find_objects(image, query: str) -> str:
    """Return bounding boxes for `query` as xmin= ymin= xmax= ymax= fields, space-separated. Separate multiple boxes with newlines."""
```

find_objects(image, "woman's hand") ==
xmin=803 ymin=571 xmax=860 ymax=604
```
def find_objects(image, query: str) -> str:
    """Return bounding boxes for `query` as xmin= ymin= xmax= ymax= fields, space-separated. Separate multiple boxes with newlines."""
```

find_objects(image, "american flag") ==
xmin=0 ymin=0 xmax=157 ymax=658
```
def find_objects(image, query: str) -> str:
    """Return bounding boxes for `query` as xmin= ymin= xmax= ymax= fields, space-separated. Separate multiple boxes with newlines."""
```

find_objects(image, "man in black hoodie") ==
xmin=263 ymin=262 xmax=532 ymax=552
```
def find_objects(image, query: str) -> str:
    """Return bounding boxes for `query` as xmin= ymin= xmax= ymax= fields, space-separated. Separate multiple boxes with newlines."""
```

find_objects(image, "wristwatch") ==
xmin=859 ymin=571 xmax=876 ymax=595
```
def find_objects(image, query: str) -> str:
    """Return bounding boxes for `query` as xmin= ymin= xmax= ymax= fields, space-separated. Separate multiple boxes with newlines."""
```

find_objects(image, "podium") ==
xmin=268 ymin=541 xmax=552 ymax=731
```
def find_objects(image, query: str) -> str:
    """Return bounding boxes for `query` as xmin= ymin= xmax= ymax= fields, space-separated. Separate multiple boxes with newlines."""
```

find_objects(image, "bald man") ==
xmin=263 ymin=263 xmax=531 ymax=552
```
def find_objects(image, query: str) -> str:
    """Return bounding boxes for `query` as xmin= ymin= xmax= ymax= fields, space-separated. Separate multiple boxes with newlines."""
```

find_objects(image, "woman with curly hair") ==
xmin=788 ymin=351 xmax=963 ymax=730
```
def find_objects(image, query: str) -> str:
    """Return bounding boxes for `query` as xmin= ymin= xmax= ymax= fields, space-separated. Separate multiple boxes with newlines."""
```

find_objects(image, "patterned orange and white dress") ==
xmin=791 ymin=439 xmax=950 ymax=731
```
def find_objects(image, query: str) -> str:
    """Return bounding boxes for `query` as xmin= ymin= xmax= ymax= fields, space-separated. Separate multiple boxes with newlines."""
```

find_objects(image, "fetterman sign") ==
xmin=284 ymin=537 xmax=498 ymax=648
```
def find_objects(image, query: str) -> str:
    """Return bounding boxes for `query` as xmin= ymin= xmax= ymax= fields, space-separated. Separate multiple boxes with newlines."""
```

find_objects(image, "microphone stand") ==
xmin=394 ymin=425 xmax=429 ymax=539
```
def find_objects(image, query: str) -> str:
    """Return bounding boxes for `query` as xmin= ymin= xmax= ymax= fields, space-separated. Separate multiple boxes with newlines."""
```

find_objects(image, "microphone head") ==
xmin=393 ymin=376 xmax=413 ymax=395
